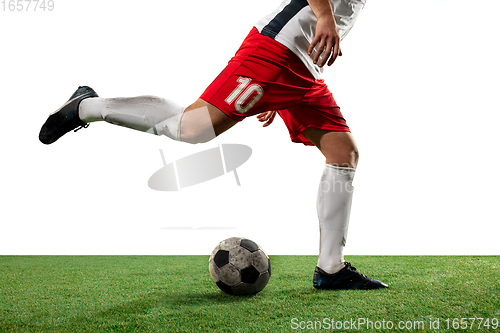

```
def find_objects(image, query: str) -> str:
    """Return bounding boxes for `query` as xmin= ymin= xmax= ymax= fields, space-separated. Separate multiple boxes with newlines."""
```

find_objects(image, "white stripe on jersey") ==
xmin=254 ymin=0 xmax=366 ymax=79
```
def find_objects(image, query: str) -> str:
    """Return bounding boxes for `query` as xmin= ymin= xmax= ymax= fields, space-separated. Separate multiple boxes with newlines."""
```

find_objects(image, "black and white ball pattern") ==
xmin=209 ymin=237 xmax=271 ymax=295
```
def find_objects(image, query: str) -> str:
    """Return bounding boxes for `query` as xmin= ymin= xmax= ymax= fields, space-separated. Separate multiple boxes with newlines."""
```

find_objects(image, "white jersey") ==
xmin=254 ymin=0 xmax=366 ymax=79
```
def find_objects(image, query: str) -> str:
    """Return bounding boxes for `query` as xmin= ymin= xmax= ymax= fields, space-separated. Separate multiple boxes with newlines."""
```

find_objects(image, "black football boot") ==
xmin=313 ymin=262 xmax=388 ymax=290
xmin=39 ymin=86 xmax=98 ymax=144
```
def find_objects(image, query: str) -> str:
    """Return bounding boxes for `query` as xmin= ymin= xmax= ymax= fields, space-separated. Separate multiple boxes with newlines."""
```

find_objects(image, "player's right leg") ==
xmin=39 ymin=87 xmax=236 ymax=145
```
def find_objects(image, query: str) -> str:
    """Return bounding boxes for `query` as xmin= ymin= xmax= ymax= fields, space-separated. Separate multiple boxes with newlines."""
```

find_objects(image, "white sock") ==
xmin=316 ymin=164 xmax=355 ymax=274
xmin=79 ymin=96 xmax=186 ymax=141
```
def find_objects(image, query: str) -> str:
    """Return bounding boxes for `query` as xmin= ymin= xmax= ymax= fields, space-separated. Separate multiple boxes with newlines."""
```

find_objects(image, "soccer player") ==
xmin=39 ymin=0 xmax=388 ymax=290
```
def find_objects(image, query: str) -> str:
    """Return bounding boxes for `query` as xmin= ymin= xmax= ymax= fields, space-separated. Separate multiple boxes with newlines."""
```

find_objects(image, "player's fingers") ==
xmin=308 ymin=36 xmax=320 ymax=56
xmin=258 ymin=111 xmax=272 ymax=124
xmin=327 ymin=52 xmax=336 ymax=66
xmin=257 ymin=112 xmax=269 ymax=121
xmin=263 ymin=116 xmax=271 ymax=127
xmin=263 ymin=111 xmax=277 ymax=127
xmin=313 ymin=39 xmax=327 ymax=65
xmin=319 ymin=39 xmax=334 ymax=67
xmin=269 ymin=110 xmax=277 ymax=123
xmin=327 ymin=38 xmax=340 ymax=66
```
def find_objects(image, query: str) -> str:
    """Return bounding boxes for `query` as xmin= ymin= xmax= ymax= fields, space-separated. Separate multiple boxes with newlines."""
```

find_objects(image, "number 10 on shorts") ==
xmin=225 ymin=77 xmax=264 ymax=114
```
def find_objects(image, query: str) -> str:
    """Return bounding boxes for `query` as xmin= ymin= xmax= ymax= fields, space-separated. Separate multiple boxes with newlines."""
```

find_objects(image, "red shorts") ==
xmin=200 ymin=27 xmax=349 ymax=146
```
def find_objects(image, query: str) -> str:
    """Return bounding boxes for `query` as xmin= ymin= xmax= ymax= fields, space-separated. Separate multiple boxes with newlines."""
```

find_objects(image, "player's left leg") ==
xmin=302 ymin=128 xmax=387 ymax=290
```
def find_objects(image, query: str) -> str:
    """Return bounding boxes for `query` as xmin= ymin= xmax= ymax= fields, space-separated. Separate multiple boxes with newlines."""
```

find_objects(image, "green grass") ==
xmin=1 ymin=256 xmax=499 ymax=332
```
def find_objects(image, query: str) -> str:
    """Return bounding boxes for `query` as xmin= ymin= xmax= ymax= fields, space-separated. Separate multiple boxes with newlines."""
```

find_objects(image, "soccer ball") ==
xmin=209 ymin=237 xmax=271 ymax=295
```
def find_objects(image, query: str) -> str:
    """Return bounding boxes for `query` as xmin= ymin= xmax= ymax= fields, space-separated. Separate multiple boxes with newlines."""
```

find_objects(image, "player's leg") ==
xmin=39 ymin=86 xmax=236 ymax=145
xmin=79 ymin=96 xmax=236 ymax=143
xmin=302 ymin=128 xmax=387 ymax=289
xmin=180 ymin=99 xmax=238 ymax=144
xmin=303 ymin=128 xmax=357 ymax=274
xmin=301 ymin=128 xmax=358 ymax=168
xmin=39 ymin=28 xmax=299 ymax=145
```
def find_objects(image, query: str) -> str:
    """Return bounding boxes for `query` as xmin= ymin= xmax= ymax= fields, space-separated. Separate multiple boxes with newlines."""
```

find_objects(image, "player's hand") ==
xmin=308 ymin=16 xmax=342 ymax=67
xmin=257 ymin=111 xmax=277 ymax=127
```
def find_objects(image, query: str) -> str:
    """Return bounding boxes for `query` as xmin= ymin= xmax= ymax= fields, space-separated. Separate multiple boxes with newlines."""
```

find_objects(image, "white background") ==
xmin=0 ymin=0 xmax=499 ymax=255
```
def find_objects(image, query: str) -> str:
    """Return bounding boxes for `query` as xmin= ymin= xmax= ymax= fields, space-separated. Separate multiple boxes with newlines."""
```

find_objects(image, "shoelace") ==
xmin=344 ymin=262 xmax=356 ymax=271
xmin=74 ymin=123 xmax=89 ymax=132
xmin=344 ymin=262 xmax=369 ymax=279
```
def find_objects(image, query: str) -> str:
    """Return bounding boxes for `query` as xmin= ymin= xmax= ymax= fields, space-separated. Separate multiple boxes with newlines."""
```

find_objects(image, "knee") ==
xmin=179 ymin=126 xmax=216 ymax=144
xmin=325 ymin=145 xmax=359 ymax=169
xmin=341 ymin=146 xmax=359 ymax=169
xmin=351 ymin=148 xmax=360 ymax=168
xmin=179 ymin=105 xmax=219 ymax=144
xmin=338 ymin=134 xmax=359 ymax=168
xmin=179 ymin=133 xmax=211 ymax=144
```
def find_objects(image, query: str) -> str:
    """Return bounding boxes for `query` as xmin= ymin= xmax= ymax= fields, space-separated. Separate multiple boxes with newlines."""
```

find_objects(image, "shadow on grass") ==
xmin=64 ymin=288 xmax=257 ymax=331
xmin=64 ymin=284 xmax=333 ymax=332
